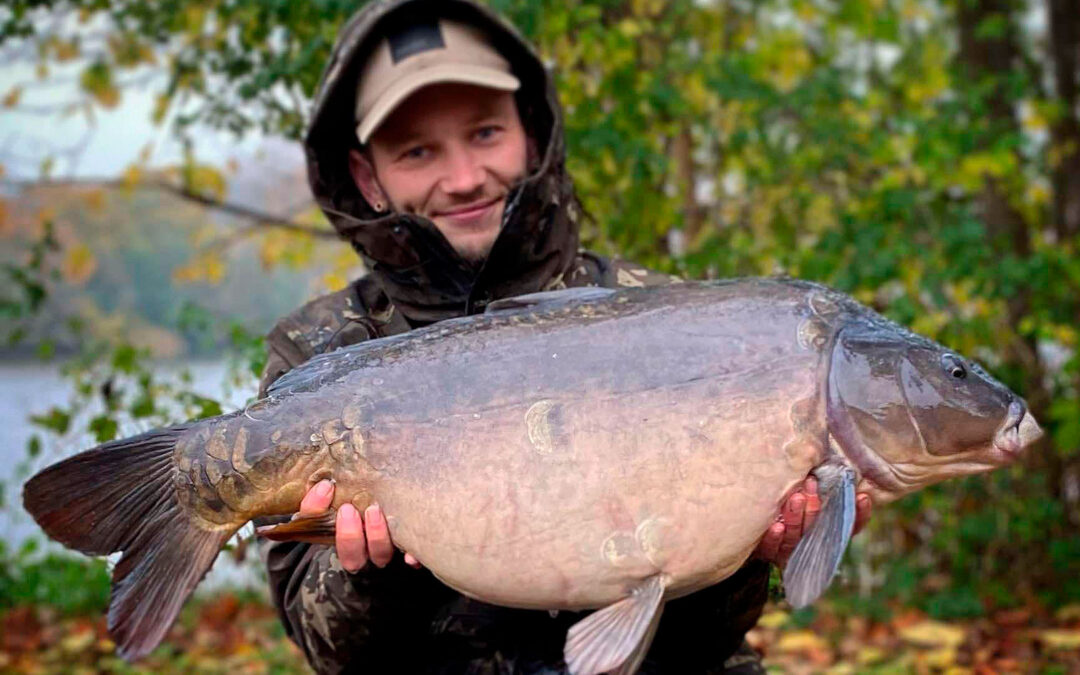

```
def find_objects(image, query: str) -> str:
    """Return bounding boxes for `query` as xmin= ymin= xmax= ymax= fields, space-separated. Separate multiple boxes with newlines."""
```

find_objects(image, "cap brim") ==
xmin=357 ymin=65 xmax=520 ymax=144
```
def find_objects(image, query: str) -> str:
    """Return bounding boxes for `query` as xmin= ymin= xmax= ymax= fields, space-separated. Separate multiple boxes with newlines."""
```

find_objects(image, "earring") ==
xmin=372 ymin=200 xmax=385 ymax=212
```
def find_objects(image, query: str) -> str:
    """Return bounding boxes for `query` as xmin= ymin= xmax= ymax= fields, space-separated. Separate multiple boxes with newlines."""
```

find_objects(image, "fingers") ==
xmin=853 ymin=493 xmax=872 ymax=535
xmin=364 ymin=504 xmax=394 ymax=568
xmin=755 ymin=521 xmax=785 ymax=563
xmin=299 ymin=479 xmax=335 ymax=514
xmin=336 ymin=503 xmax=369 ymax=572
xmin=777 ymin=491 xmax=806 ymax=563
xmin=299 ymin=482 xmax=413 ymax=572
xmin=803 ymin=477 xmax=822 ymax=533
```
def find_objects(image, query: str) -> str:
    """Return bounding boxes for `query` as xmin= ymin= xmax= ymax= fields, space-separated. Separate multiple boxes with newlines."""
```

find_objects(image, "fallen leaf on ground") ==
xmin=900 ymin=619 xmax=967 ymax=649
xmin=1038 ymin=629 xmax=1080 ymax=651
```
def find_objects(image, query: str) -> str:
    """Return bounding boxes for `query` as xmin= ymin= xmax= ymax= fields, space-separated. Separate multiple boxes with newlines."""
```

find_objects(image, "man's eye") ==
xmin=474 ymin=126 xmax=501 ymax=141
xmin=401 ymin=146 xmax=428 ymax=161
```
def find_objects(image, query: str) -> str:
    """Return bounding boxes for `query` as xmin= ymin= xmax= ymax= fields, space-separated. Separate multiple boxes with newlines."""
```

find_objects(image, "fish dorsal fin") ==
xmin=783 ymin=465 xmax=857 ymax=608
xmin=485 ymin=287 xmax=616 ymax=314
xmin=268 ymin=288 xmax=616 ymax=398
xmin=564 ymin=574 xmax=666 ymax=675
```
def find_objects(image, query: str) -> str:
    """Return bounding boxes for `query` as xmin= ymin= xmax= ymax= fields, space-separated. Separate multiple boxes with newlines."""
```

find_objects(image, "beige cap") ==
xmin=355 ymin=17 xmax=521 ymax=144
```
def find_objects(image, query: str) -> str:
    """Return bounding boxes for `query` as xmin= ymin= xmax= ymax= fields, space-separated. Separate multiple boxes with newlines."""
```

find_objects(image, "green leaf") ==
xmin=131 ymin=393 xmax=155 ymax=418
xmin=111 ymin=344 xmax=139 ymax=374
xmin=30 ymin=407 xmax=71 ymax=434
xmin=35 ymin=339 xmax=55 ymax=360
xmin=89 ymin=415 xmax=118 ymax=443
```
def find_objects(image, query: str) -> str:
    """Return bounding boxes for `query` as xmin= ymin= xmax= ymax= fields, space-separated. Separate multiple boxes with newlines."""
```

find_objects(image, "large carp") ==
xmin=24 ymin=279 xmax=1041 ymax=673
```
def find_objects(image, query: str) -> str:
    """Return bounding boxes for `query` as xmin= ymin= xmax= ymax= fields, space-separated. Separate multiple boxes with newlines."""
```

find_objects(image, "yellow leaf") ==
xmin=173 ymin=251 xmax=225 ymax=285
xmin=617 ymin=19 xmax=642 ymax=38
xmin=81 ymin=189 xmax=106 ymax=211
xmin=258 ymin=230 xmax=288 ymax=269
xmin=152 ymin=93 xmax=171 ymax=125
xmin=1038 ymin=629 xmax=1080 ymax=651
xmin=121 ymin=165 xmax=142 ymax=190
xmin=2 ymin=86 xmax=21 ymax=107
xmin=53 ymin=38 xmax=80 ymax=62
xmin=1055 ymin=604 xmax=1080 ymax=622
xmin=1021 ymin=101 xmax=1049 ymax=132
xmin=185 ymin=165 xmax=227 ymax=201
xmin=60 ymin=627 xmax=95 ymax=654
xmin=683 ymin=71 xmax=711 ymax=115
xmin=918 ymin=646 xmax=958 ymax=669
xmin=898 ymin=620 xmax=966 ymax=649
xmin=62 ymin=243 xmax=98 ymax=285
xmin=0 ymin=198 xmax=9 ymax=236
xmin=756 ymin=610 xmax=789 ymax=629
xmin=80 ymin=61 xmax=120 ymax=109
xmin=856 ymin=646 xmax=887 ymax=665
xmin=322 ymin=271 xmax=348 ymax=292
xmin=775 ymin=630 xmax=829 ymax=653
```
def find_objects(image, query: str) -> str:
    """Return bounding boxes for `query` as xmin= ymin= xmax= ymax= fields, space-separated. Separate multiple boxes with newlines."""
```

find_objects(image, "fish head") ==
xmin=827 ymin=325 xmax=1042 ymax=499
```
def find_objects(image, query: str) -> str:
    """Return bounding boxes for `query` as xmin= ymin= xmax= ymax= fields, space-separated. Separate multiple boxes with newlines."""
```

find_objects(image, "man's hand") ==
xmin=299 ymin=479 xmax=422 ymax=572
xmin=753 ymin=477 xmax=872 ymax=567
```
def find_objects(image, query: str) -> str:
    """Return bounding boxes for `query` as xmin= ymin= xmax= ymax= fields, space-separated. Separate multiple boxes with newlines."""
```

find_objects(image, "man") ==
xmin=259 ymin=1 xmax=872 ymax=672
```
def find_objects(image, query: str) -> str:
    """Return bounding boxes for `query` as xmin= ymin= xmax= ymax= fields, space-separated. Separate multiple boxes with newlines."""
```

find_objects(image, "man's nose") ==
xmin=440 ymin=146 xmax=486 ymax=196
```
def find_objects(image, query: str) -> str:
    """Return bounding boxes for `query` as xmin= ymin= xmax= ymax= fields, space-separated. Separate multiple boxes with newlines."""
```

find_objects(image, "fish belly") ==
xmin=364 ymin=361 xmax=823 ymax=610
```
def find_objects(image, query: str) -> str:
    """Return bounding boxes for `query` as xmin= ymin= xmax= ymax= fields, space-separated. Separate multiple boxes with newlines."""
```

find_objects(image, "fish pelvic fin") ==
xmin=256 ymin=510 xmax=337 ymax=546
xmin=564 ymin=574 xmax=666 ymax=675
xmin=782 ymin=465 xmax=857 ymax=608
xmin=22 ymin=424 xmax=235 ymax=660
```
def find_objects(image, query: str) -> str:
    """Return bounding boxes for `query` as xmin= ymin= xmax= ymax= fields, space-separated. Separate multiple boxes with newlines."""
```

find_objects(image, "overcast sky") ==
xmin=0 ymin=51 xmax=278 ymax=181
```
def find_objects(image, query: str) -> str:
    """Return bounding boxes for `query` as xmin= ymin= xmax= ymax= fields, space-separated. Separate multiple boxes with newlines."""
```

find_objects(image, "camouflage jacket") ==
xmin=265 ymin=0 xmax=768 ymax=671
xmin=257 ymin=253 xmax=770 ymax=675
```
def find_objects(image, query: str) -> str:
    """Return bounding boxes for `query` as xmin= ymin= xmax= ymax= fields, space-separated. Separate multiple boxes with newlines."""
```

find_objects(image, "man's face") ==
xmin=350 ymin=83 xmax=529 ymax=263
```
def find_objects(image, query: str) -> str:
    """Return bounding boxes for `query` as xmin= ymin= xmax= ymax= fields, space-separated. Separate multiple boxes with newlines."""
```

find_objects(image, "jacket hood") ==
xmin=304 ymin=0 xmax=581 ymax=325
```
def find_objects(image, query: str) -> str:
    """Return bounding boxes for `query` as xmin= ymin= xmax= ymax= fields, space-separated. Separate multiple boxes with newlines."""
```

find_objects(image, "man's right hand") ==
xmin=300 ymin=479 xmax=422 ymax=572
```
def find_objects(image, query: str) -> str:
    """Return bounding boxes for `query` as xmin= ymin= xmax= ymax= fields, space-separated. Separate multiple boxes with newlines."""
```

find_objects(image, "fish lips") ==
xmin=992 ymin=400 xmax=1043 ymax=459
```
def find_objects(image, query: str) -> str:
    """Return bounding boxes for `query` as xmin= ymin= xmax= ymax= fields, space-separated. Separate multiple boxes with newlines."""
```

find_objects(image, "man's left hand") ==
xmin=753 ymin=477 xmax=872 ymax=567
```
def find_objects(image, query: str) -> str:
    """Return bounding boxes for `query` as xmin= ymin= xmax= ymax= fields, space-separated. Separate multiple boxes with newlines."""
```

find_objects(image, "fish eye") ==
xmin=941 ymin=354 xmax=967 ymax=380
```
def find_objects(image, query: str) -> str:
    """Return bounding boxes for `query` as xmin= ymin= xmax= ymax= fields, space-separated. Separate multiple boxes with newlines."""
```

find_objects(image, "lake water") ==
xmin=0 ymin=360 xmax=266 ymax=591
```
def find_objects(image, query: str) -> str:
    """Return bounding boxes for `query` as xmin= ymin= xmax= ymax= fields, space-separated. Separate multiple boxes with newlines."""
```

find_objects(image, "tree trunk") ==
xmin=1048 ymin=0 xmax=1080 ymax=240
xmin=954 ymin=0 xmax=1064 ymax=588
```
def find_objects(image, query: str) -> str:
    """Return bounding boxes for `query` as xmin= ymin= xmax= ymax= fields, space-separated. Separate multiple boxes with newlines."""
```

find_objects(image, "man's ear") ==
xmin=348 ymin=149 xmax=390 ymax=212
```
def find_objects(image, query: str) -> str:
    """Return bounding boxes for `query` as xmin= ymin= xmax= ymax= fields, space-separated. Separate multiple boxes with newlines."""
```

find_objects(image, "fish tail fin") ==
xmin=22 ymin=424 xmax=234 ymax=660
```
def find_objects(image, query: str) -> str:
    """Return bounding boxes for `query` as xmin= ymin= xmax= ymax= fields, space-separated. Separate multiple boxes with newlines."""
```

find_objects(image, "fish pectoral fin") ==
xmin=255 ymin=511 xmax=337 ymax=546
xmin=564 ymin=575 xmax=666 ymax=675
xmin=609 ymin=598 xmax=664 ymax=675
xmin=782 ymin=465 xmax=857 ymax=608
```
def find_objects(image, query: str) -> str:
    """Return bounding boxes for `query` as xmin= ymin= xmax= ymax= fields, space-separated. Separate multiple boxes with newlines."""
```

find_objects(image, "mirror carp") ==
xmin=23 ymin=278 xmax=1042 ymax=673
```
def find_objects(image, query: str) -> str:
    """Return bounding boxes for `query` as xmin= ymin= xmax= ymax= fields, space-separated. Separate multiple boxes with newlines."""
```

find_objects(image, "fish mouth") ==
xmin=992 ymin=400 xmax=1043 ymax=458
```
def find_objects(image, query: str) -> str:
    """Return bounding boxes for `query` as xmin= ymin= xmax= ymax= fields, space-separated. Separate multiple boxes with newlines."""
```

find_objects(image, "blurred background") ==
xmin=1 ymin=0 xmax=1077 ymax=672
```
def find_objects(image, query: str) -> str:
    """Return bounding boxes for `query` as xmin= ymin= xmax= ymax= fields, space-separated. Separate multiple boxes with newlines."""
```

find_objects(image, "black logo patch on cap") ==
xmin=388 ymin=18 xmax=445 ymax=63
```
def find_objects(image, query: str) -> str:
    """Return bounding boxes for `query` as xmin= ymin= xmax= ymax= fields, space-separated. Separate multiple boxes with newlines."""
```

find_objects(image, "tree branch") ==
xmin=3 ymin=176 xmax=340 ymax=240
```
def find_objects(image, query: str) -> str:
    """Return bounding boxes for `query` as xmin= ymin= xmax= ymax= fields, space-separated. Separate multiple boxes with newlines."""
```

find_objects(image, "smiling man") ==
xmin=258 ymin=1 xmax=869 ymax=673
xmin=350 ymin=81 xmax=528 ymax=263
